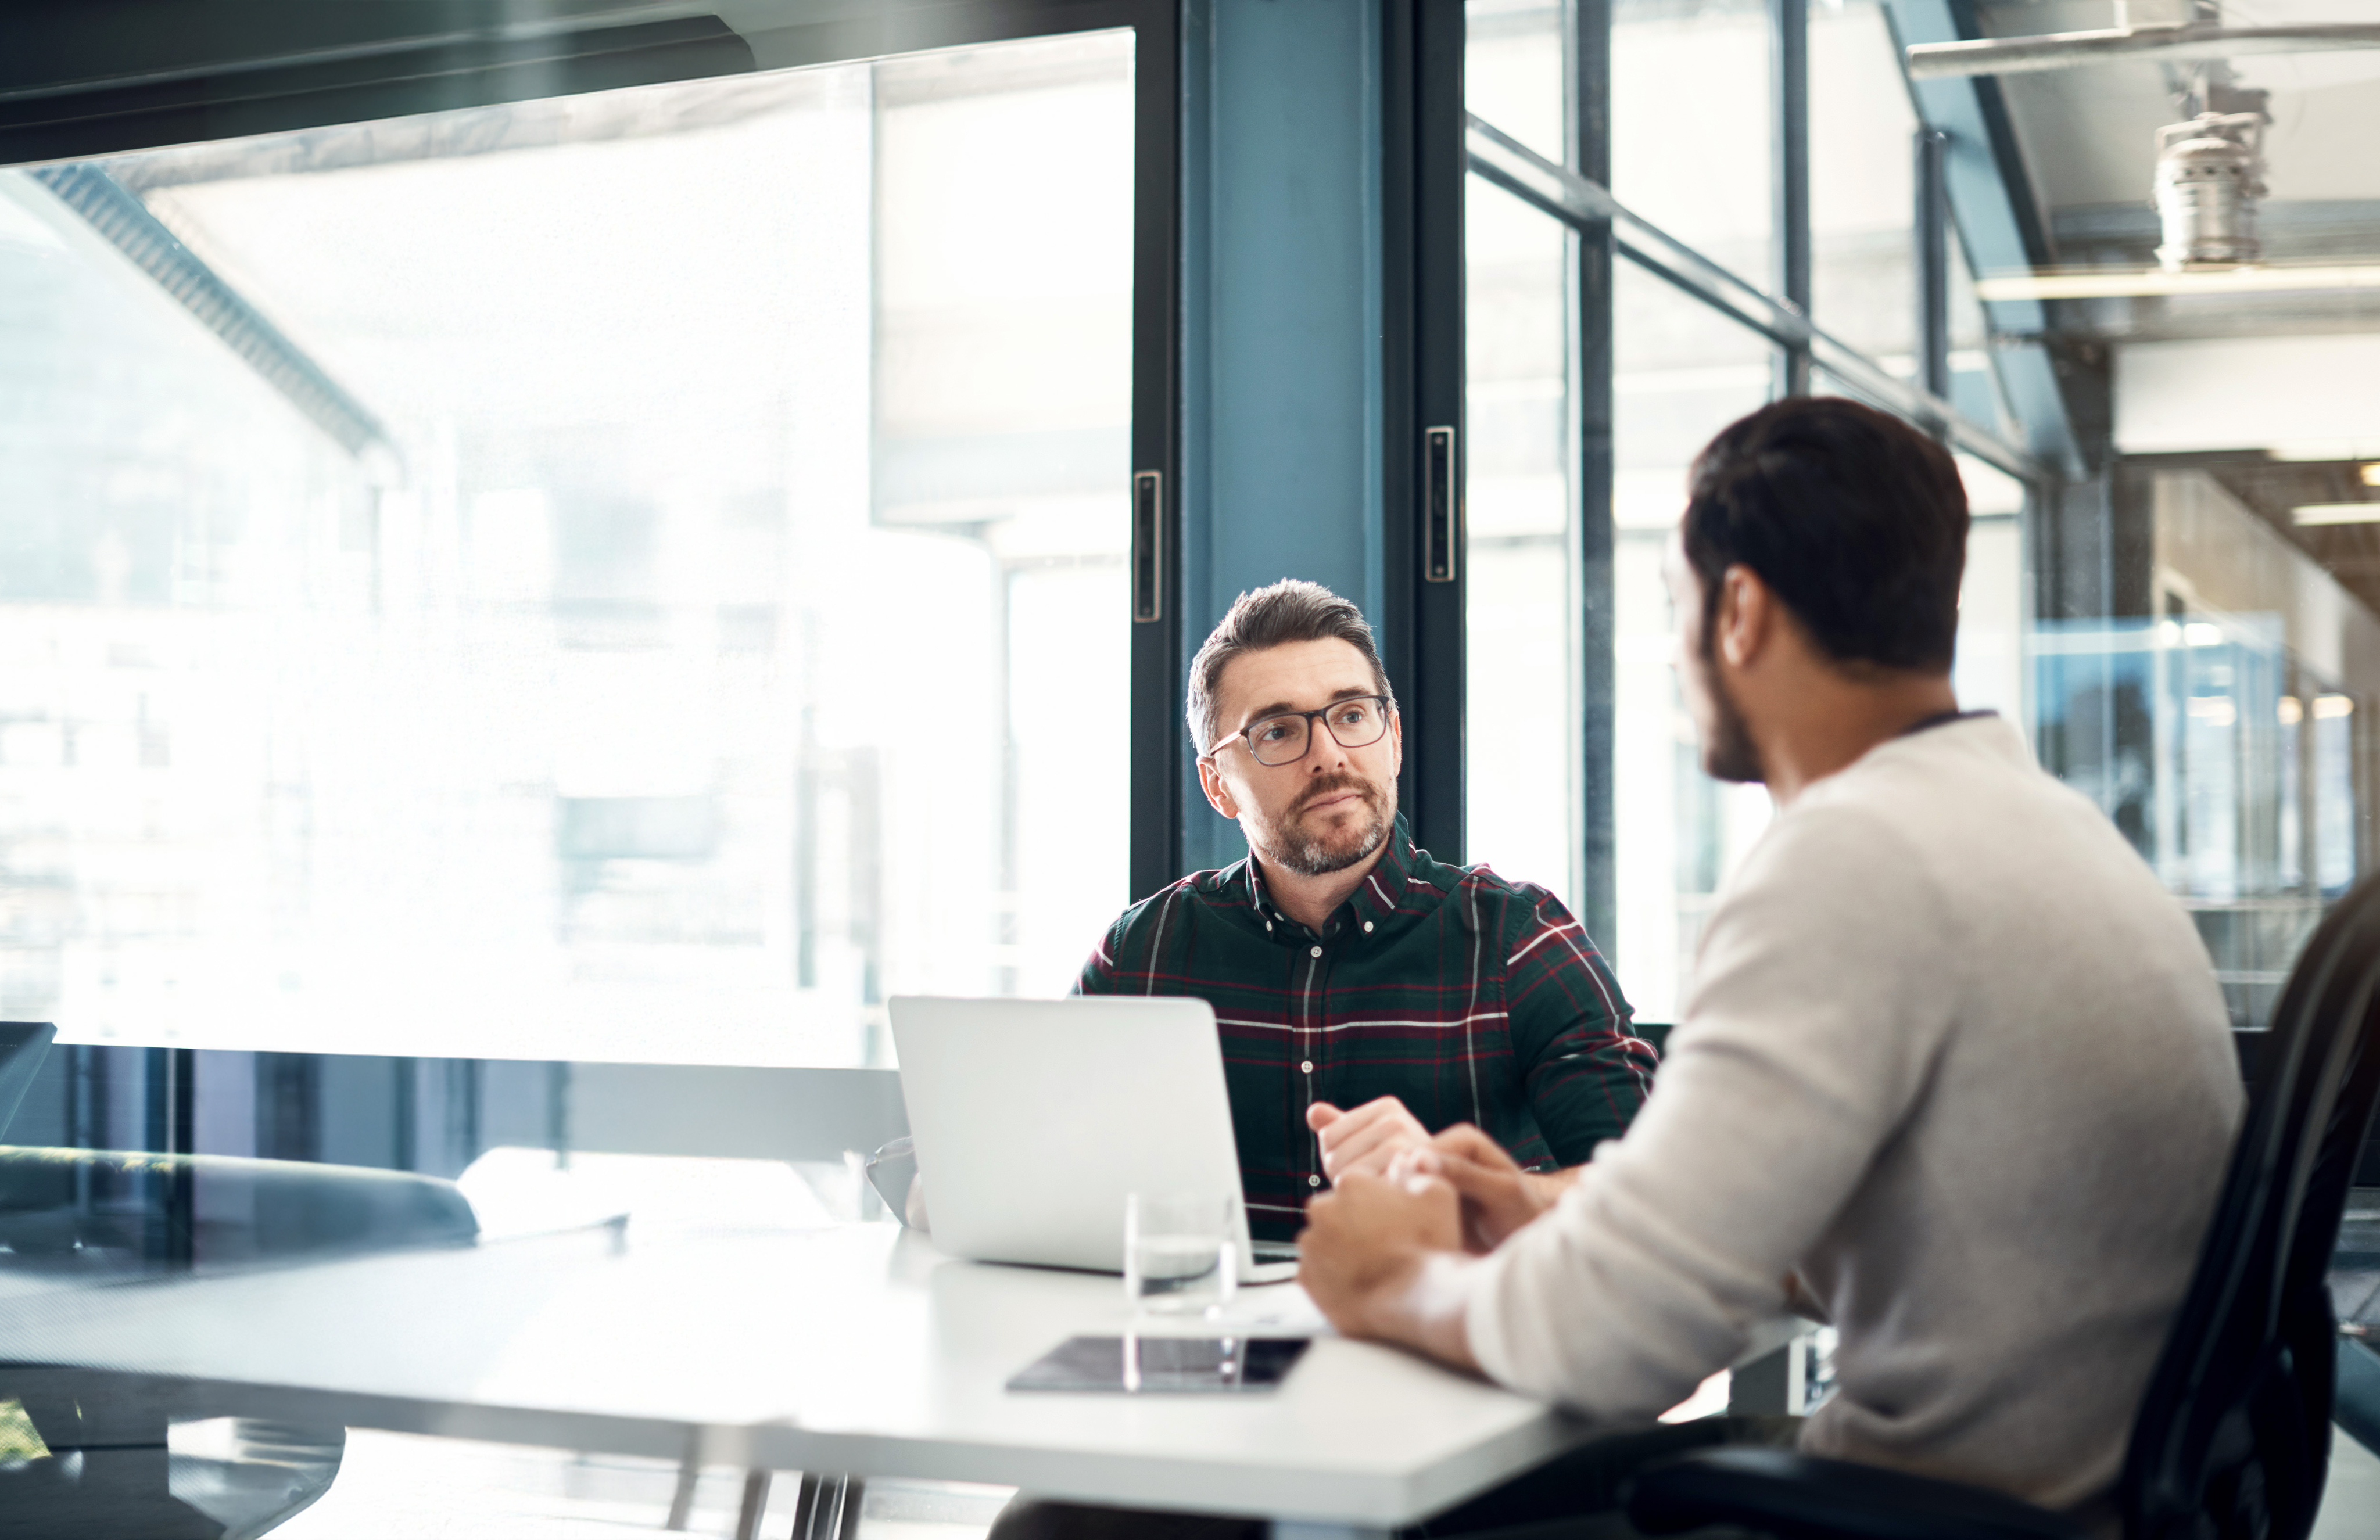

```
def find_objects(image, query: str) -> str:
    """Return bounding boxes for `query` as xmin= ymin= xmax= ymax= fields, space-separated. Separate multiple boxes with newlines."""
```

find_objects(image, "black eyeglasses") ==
xmin=1209 ymin=695 xmax=1393 ymax=767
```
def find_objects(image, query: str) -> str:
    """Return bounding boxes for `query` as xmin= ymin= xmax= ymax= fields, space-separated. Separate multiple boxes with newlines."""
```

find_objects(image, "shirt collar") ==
xmin=1239 ymin=816 xmax=1417 ymax=937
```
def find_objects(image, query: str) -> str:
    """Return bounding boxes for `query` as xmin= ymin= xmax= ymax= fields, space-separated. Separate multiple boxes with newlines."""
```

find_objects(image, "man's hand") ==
xmin=1307 ymin=1096 xmax=1433 ymax=1181
xmin=1296 ymin=1170 xmax=1479 ymax=1370
xmin=1390 ymin=1124 xmax=1572 ymax=1253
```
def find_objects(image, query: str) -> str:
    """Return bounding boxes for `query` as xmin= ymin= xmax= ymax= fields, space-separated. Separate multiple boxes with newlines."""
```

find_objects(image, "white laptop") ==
xmin=888 ymin=995 xmax=1297 ymax=1279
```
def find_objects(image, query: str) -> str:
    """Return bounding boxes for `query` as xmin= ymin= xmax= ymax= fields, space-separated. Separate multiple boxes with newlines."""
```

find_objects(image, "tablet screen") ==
xmin=1007 ymin=1335 xmax=1310 ymax=1393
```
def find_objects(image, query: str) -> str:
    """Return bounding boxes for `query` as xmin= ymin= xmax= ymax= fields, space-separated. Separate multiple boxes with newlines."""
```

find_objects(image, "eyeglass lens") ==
xmin=1245 ymin=698 xmax=1388 ymax=766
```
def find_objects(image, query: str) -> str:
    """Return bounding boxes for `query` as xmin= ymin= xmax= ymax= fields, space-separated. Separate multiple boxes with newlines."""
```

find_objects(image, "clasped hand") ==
xmin=1309 ymin=1096 xmax=1570 ymax=1253
xmin=1305 ymin=1094 xmax=1435 ymax=1180
xmin=1296 ymin=1116 xmax=1576 ymax=1365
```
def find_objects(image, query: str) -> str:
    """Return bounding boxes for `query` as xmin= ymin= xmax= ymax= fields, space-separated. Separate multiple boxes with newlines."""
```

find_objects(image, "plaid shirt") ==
xmin=1077 ymin=819 xmax=1656 ymax=1239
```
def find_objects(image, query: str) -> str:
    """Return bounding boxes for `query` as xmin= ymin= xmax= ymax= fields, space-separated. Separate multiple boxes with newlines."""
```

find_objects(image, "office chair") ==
xmin=0 ymin=1023 xmax=53 ymax=1138
xmin=1628 ymin=868 xmax=2380 ymax=1540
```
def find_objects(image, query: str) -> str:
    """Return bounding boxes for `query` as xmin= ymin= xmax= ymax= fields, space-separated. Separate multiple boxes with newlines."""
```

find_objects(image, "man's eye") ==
xmin=1253 ymin=720 xmax=1295 ymax=744
xmin=1334 ymin=704 xmax=1374 ymax=727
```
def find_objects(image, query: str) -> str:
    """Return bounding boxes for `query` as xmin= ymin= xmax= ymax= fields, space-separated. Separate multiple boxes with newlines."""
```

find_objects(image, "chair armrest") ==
xmin=2337 ymin=1336 xmax=2380 ymax=1458
xmin=1626 ymin=1446 xmax=2086 ymax=1540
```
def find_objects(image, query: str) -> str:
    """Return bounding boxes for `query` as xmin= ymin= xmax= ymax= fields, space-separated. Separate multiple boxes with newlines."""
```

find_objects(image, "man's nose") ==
xmin=1306 ymin=726 xmax=1354 ymax=771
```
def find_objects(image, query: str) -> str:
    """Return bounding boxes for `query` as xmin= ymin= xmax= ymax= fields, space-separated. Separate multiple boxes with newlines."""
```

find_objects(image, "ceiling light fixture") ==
xmin=2363 ymin=464 xmax=2380 ymax=489
xmin=1904 ymin=20 xmax=2380 ymax=80
xmin=2292 ymin=504 xmax=2380 ymax=526
xmin=1974 ymin=264 xmax=2380 ymax=301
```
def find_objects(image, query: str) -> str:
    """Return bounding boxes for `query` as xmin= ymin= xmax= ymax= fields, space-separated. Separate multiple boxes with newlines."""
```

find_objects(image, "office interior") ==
xmin=1 ymin=1 xmax=2379 ymax=1537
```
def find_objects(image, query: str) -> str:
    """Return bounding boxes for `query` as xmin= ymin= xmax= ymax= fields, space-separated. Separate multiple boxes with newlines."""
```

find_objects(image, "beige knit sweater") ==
xmin=1465 ymin=715 xmax=2241 ymax=1517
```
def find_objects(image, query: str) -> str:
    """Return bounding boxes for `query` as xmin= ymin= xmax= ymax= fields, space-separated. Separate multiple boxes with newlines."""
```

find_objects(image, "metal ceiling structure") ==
xmin=1465 ymin=113 xmax=2048 ymax=481
xmin=29 ymin=161 xmax=393 ymax=460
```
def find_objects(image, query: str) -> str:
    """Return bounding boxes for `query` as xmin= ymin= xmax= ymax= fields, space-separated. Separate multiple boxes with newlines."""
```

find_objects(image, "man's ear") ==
xmin=1386 ymin=707 xmax=1405 ymax=779
xmin=1715 ymin=564 xmax=1773 ymax=670
xmin=1196 ymin=756 xmax=1241 ymax=819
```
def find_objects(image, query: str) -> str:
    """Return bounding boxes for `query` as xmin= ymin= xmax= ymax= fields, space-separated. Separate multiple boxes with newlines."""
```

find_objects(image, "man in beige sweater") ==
xmin=1300 ymin=397 xmax=2241 ymax=1527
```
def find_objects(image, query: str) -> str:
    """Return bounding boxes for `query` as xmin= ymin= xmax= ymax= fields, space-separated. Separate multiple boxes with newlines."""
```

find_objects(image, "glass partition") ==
xmin=2034 ymin=465 xmax=2379 ymax=1026
xmin=0 ymin=30 xmax=1135 ymax=1066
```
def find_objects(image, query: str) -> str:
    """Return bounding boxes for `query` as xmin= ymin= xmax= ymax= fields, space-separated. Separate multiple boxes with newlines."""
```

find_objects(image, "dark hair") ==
xmin=1682 ymin=397 xmax=1969 ymax=673
xmin=1187 ymin=580 xmax=1394 ymax=752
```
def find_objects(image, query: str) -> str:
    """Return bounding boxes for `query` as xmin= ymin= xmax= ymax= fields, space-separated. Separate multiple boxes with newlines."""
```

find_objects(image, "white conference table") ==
xmin=0 ymin=1222 xmax=1792 ymax=1539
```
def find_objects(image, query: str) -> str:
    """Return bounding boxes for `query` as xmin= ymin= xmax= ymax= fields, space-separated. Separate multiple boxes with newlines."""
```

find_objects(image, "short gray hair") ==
xmin=1187 ymin=580 xmax=1395 ymax=753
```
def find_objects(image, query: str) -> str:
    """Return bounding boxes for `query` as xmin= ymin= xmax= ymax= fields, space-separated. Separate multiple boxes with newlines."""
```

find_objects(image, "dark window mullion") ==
xmin=1771 ymin=0 xmax=1812 ymax=397
xmin=1573 ymin=0 xmax=1620 ymax=953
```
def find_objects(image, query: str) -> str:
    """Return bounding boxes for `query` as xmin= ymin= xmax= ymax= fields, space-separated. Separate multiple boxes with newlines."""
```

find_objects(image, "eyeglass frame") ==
xmin=1201 ymin=694 xmax=1397 ymax=768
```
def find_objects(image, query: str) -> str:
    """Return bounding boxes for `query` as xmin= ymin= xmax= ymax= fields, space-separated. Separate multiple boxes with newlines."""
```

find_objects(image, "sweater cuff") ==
xmin=1460 ymin=1247 xmax=1525 ymax=1390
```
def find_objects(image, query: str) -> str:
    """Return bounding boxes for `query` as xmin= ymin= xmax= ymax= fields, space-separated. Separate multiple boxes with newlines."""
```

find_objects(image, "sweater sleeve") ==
xmin=1463 ymin=805 xmax=1960 ymax=1419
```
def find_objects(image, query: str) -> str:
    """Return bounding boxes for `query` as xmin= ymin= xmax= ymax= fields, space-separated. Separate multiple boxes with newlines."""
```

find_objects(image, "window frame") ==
xmin=1455 ymin=0 xmax=2048 ymax=963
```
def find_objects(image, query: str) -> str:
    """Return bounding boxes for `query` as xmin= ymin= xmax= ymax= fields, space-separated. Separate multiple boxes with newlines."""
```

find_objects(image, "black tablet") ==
xmin=1007 ymin=1335 xmax=1310 ymax=1394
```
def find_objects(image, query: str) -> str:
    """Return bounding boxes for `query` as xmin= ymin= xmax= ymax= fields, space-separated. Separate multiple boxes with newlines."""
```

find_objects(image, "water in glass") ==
xmin=1124 ymin=1193 xmax=1238 ymax=1315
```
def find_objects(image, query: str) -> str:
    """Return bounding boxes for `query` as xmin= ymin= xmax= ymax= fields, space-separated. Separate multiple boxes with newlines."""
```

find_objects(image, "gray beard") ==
xmin=1256 ymin=777 xmax=1394 ymax=877
xmin=1275 ymin=802 xmax=1390 ymax=876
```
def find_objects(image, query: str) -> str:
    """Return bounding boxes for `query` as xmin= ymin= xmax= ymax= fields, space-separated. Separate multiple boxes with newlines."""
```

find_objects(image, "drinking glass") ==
xmin=1123 ymin=1193 xmax=1238 ymax=1315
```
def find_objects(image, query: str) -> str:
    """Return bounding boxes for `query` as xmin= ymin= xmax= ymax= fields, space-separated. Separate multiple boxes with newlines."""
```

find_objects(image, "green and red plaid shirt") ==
xmin=1077 ymin=819 xmax=1657 ymax=1240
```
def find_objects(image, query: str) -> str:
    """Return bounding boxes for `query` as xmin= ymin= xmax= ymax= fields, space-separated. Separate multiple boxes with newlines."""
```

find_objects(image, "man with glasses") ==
xmin=1078 ymin=579 xmax=1655 ymax=1243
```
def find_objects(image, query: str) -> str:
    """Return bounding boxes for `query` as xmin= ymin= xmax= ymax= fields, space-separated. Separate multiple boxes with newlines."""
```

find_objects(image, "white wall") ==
xmin=2116 ymin=335 xmax=2380 ymax=461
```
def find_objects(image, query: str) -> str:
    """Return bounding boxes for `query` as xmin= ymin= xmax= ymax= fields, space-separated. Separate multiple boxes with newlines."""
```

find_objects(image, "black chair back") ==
xmin=2121 ymin=872 xmax=2380 ymax=1540
xmin=0 ymin=1021 xmax=52 ymax=1139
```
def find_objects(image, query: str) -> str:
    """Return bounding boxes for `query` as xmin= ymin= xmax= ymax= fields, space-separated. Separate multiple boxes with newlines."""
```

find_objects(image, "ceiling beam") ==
xmin=1882 ymin=0 xmax=2090 ymax=479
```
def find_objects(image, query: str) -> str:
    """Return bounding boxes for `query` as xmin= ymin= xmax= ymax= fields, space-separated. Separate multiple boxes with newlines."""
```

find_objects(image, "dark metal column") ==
xmin=1770 ymin=0 xmax=1811 ymax=397
xmin=1915 ymin=127 xmax=1951 ymax=404
xmin=1127 ymin=1 xmax=1184 ymax=900
xmin=1381 ymin=0 xmax=1469 ymax=863
xmin=164 ymin=1047 xmax=195 ymax=1263
xmin=1573 ymin=0 xmax=1619 ymax=950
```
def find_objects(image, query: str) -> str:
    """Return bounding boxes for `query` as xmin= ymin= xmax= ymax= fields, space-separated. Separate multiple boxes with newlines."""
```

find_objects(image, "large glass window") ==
xmin=1610 ymin=265 xmax=1776 ymax=1021
xmin=0 ymin=31 xmax=1135 ymax=1065
xmin=1614 ymin=0 xmax=1773 ymax=289
xmin=1467 ymin=0 xmax=2380 ymax=1057
xmin=1809 ymin=0 xmax=1916 ymax=365
xmin=1465 ymin=174 xmax=1580 ymax=902
xmin=1466 ymin=1 xmax=1566 ymax=165
xmin=1461 ymin=0 xmax=2039 ymax=1020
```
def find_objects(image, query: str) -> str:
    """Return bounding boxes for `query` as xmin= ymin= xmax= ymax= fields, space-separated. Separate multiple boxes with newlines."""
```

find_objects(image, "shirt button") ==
xmin=1264 ymin=921 xmax=1273 ymax=932
xmin=1309 ymin=945 xmax=1322 ymax=958
xmin=1363 ymin=921 xmax=1374 ymax=934
xmin=1300 ymin=1060 xmax=1314 ymax=1074
xmin=1307 ymin=1175 xmax=1322 ymax=1188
